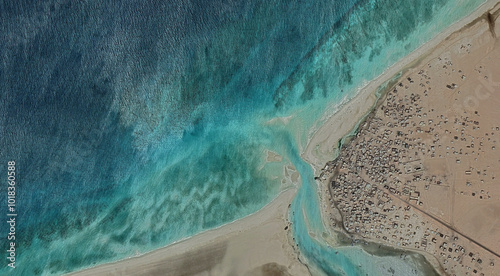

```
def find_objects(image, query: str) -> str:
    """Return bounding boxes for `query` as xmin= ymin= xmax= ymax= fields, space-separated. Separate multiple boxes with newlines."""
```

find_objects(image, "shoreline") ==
xmin=314 ymin=1 xmax=500 ymax=275
xmin=68 ymin=188 xmax=310 ymax=276
xmin=303 ymin=0 xmax=500 ymax=174
xmin=69 ymin=1 xmax=500 ymax=275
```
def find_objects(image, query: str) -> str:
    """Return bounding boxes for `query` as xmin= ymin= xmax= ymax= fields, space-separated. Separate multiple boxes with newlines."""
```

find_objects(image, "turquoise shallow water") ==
xmin=0 ymin=0 xmax=486 ymax=275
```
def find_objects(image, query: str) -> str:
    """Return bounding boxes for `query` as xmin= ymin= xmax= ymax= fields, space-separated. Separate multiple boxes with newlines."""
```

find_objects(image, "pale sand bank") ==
xmin=266 ymin=149 xmax=284 ymax=163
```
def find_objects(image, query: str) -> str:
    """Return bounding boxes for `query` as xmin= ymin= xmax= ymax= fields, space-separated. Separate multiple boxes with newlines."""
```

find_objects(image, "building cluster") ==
xmin=319 ymin=50 xmax=499 ymax=275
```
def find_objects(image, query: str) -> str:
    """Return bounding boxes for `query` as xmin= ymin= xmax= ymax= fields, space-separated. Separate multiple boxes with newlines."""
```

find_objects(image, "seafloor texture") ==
xmin=0 ymin=0 xmax=487 ymax=275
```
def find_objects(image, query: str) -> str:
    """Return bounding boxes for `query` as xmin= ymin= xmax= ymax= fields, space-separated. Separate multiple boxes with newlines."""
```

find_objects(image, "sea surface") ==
xmin=0 ymin=0 xmax=486 ymax=275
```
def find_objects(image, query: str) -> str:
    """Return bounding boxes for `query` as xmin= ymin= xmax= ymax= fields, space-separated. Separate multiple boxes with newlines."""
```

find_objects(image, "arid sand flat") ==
xmin=319 ymin=3 xmax=500 ymax=275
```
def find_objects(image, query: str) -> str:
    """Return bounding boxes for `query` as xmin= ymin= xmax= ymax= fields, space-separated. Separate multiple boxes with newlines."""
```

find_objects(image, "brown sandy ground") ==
xmin=319 ymin=3 xmax=500 ymax=276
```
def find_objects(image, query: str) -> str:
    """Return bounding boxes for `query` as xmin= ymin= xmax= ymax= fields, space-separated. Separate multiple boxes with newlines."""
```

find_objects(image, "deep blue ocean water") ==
xmin=0 ymin=0 xmax=486 ymax=275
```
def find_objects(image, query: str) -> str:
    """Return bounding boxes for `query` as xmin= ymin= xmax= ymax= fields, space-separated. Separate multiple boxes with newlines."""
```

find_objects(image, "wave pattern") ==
xmin=1 ymin=0 xmax=355 ymax=274
xmin=0 ymin=0 xmax=486 ymax=275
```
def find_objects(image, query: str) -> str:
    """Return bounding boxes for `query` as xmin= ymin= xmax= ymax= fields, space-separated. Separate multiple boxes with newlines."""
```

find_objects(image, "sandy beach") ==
xmin=69 ymin=188 xmax=309 ymax=276
xmin=70 ymin=1 xmax=500 ymax=276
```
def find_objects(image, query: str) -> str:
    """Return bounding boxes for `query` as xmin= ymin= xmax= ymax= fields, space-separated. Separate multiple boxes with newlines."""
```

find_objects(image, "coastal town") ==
xmin=319 ymin=6 xmax=500 ymax=276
